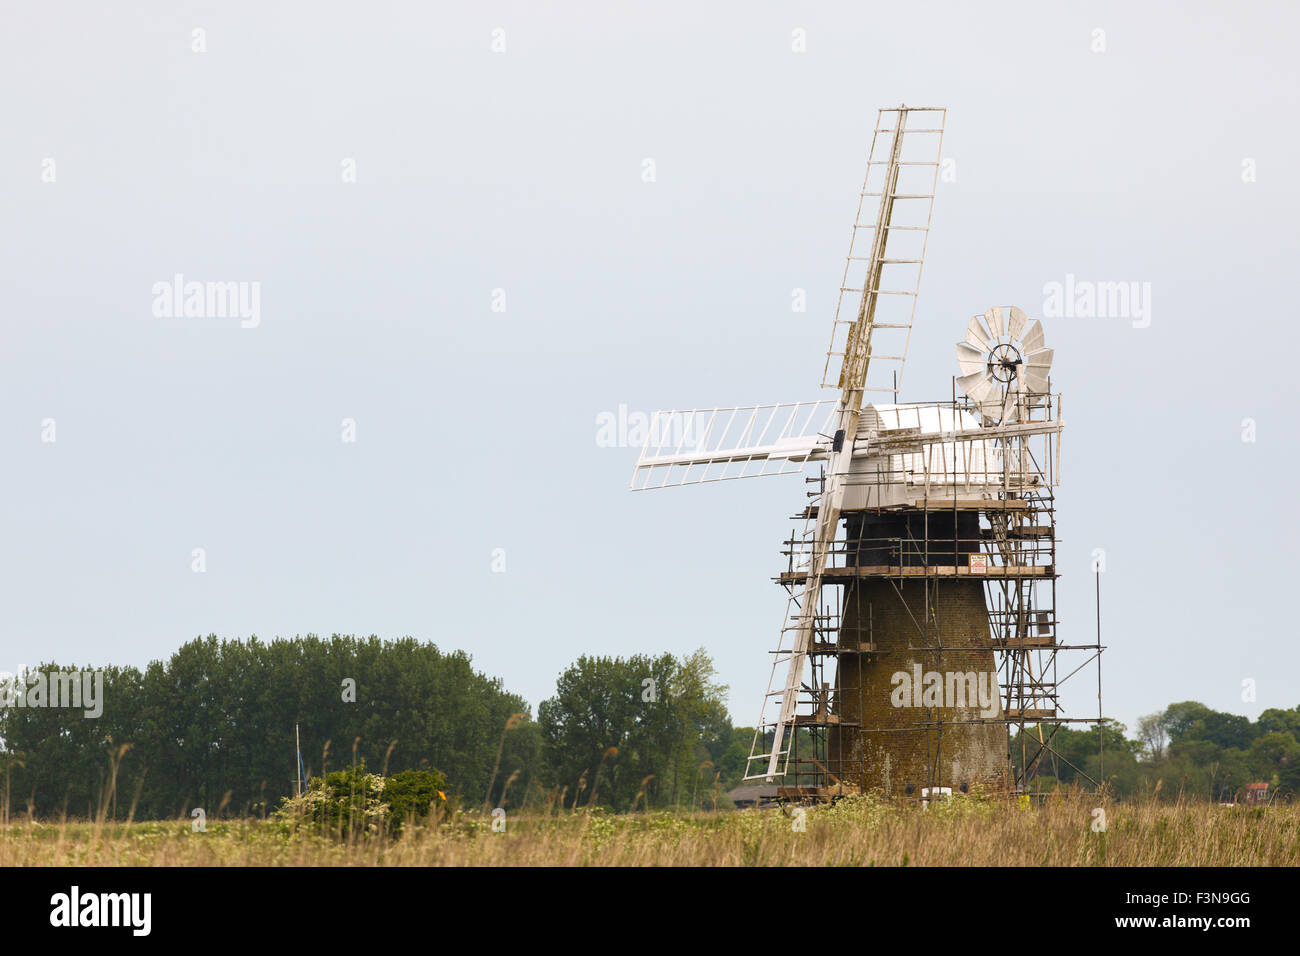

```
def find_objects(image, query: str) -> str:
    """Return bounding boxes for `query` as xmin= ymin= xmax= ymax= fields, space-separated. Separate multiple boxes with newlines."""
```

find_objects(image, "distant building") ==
xmin=726 ymin=784 xmax=778 ymax=808
xmin=1242 ymin=782 xmax=1270 ymax=806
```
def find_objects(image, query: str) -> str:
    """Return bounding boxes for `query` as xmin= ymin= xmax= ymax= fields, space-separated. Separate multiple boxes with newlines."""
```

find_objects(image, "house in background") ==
xmin=1241 ymin=782 xmax=1270 ymax=806
xmin=726 ymin=784 xmax=778 ymax=809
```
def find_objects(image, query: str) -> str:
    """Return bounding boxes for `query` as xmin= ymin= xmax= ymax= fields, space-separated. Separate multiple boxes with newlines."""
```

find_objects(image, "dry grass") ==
xmin=3 ymin=792 xmax=1296 ymax=866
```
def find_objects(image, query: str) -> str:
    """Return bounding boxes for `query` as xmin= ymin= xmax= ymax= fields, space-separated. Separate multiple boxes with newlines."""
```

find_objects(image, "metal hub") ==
xmin=988 ymin=342 xmax=1023 ymax=383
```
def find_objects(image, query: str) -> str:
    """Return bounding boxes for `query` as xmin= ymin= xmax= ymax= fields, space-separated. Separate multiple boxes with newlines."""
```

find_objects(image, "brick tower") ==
xmin=826 ymin=510 xmax=1010 ymax=796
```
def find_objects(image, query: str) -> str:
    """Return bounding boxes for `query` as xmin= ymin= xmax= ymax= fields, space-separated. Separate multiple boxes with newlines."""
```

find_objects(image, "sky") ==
xmin=1 ymin=1 xmax=1297 ymax=738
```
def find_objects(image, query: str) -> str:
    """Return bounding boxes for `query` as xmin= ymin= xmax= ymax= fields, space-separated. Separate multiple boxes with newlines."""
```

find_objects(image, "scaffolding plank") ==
xmin=778 ymin=565 xmax=1055 ymax=585
xmin=792 ymin=714 xmax=855 ymax=726
xmin=1000 ymin=635 xmax=1057 ymax=648
xmin=906 ymin=499 xmax=1035 ymax=511
xmin=1007 ymin=525 xmax=1053 ymax=537
xmin=1004 ymin=708 xmax=1057 ymax=720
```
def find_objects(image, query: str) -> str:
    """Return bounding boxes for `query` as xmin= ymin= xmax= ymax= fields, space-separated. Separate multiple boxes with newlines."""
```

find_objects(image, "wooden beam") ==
xmin=778 ymin=565 xmax=1055 ymax=585
xmin=1000 ymin=635 xmax=1056 ymax=648
xmin=1004 ymin=708 xmax=1057 ymax=721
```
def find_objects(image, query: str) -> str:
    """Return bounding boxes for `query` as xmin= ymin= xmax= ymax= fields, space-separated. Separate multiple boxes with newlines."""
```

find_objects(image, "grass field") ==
xmin=3 ymin=792 xmax=1297 ymax=866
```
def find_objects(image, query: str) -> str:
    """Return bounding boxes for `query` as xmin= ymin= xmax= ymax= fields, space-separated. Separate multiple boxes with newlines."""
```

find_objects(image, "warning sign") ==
xmin=968 ymin=553 xmax=989 ymax=574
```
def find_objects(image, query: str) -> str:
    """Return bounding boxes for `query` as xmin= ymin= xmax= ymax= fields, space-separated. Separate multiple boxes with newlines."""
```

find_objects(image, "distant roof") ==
xmin=727 ymin=784 xmax=778 ymax=802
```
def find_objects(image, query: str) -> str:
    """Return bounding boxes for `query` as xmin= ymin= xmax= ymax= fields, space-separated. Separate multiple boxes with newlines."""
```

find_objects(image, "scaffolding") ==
xmin=744 ymin=387 xmax=1105 ymax=800
xmin=624 ymin=104 xmax=1096 ymax=802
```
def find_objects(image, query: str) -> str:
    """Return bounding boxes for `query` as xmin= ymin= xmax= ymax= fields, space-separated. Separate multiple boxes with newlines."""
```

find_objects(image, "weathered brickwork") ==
xmin=827 ymin=568 xmax=1011 ymax=795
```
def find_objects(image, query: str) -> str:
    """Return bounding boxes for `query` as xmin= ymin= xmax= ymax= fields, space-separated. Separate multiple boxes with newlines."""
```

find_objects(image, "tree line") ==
xmin=1 ymin=633 xmax=1294 ymax=819
xmin=1014 ymin=702 xmax=1300 ymax=801
xmin=0 ymin=636 xmax=741 ymax=820
xmin=0 ymin=635 xmax=535 ymax=819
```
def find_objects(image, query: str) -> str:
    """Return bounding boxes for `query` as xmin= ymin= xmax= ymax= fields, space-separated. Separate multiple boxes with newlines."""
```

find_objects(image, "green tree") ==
xmin=1162 ymin=701 xmax=1214 ymax=742
xmin=537 ymin=649 xmax=731 ymax=810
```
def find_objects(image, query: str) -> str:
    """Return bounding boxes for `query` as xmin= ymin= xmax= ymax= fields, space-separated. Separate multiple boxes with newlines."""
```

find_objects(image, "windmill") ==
xmin=631 ymin=107 xmax=1096 ymax=801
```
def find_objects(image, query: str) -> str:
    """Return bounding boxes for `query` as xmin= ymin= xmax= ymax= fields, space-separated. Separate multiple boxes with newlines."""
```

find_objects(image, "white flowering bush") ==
xmin=275 ymin=763 xmax=390 ymax=838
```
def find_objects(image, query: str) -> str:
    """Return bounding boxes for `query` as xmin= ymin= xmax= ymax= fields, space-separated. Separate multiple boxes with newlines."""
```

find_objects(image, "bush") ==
xmin=383 ymin=769 xmax=449 ymax=833
xmin=275 ymin=763 xmax=448 ymax=838
xmin=308 ymin=764 xmax=387 ymax=837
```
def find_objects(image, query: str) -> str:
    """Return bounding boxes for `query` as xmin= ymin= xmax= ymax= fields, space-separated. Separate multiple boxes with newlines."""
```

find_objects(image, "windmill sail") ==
xmin=749 ymin=106 xmax=947 ymax=781
xmin=820 ymin=107 xmax=946 ymax=398
xmin=629 ymin=401 xmax=838 ymax=490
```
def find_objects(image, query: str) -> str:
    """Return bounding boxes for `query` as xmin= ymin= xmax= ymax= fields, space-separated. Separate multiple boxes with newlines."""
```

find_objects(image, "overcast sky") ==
xmin=2 ymin=2 xmax=1297 ymax=737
